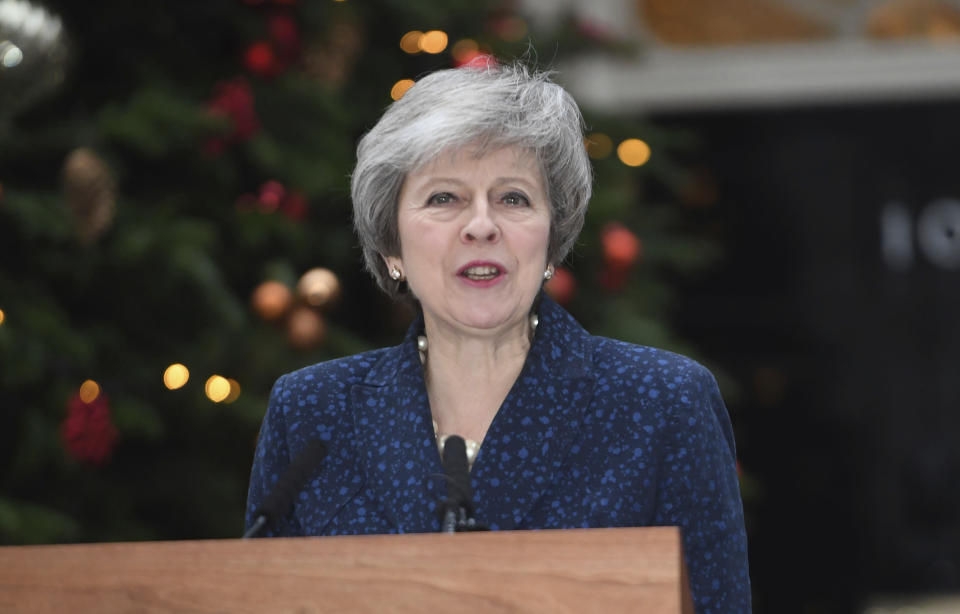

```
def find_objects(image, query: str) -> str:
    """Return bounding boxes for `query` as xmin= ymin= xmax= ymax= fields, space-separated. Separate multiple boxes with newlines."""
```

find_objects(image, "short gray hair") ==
xmin=351 ymin=62 xmax=592 ymax=299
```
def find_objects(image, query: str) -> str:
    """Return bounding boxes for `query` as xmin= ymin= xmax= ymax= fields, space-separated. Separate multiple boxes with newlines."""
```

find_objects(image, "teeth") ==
xmin=463 ymin=265 xmax=499 ymax=279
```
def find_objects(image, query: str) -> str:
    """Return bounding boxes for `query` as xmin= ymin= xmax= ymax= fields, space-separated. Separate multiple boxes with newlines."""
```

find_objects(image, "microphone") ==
xmin=438 ymin=435 xmax=486 ymax=533
xmin=243 ymin=439 xmax=328 ymax=538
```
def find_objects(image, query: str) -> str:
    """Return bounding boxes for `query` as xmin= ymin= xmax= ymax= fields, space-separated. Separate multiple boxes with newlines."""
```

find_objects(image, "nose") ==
xmin=460 ymin=200 xmax=500 ymax=244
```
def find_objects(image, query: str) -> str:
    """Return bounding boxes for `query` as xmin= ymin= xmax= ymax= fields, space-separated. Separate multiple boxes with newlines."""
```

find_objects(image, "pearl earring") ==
xmin=544 ymin=266 xmax=554 ymax=281
xmin=390 ymin=266 xmax=402 ymax=281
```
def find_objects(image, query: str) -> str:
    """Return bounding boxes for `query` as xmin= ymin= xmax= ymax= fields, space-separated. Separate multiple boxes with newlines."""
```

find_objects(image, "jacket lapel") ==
xmin=348 ymin=295 xmax=595 ymax=534
xmin=471 ymin=294 xmax=595 ymax=530
xmin=349 ymin=321 xmax=443 ymax=534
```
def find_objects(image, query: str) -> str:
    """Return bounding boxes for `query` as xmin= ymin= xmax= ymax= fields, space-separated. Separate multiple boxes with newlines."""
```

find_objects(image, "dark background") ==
xmin=662 ymin=101 xmax=960 ymax=611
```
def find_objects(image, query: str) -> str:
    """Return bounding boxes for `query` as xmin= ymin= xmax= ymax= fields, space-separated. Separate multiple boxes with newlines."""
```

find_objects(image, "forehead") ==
xmin=409 ymin=144 xmax=543 ymax=183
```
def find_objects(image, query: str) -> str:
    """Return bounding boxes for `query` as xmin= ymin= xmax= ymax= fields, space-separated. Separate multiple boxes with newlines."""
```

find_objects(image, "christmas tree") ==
xmin=0 ymin=0 xmax=723 ymax=544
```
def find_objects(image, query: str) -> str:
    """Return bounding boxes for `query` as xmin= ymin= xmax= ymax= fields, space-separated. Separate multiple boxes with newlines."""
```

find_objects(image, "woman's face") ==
xmin=392 ymin=145 xmax=551 ymax=340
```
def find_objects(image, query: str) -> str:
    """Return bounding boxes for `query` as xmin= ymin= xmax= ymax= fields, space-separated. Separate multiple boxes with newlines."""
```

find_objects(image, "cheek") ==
xmin=398 ymin=218 xmax=449 ymax=270
xmin=523 ymin=223 xmax=552 ymax=259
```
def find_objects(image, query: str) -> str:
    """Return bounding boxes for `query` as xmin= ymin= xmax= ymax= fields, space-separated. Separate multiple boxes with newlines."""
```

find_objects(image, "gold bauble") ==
xmin=297 ymin=267 xmax=341 ymax=308
xmin=251 ymin=280 xmax=294 ymax=321
xmin=287 ymin=306 xmax=326 ymax=350
xmin=63 ymin=148 xmax=116 ymax=243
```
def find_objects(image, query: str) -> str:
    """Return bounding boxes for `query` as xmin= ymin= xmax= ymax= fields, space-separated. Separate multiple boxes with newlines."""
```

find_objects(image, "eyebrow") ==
xmin=414 ymin=176 xmax=541 ymax=191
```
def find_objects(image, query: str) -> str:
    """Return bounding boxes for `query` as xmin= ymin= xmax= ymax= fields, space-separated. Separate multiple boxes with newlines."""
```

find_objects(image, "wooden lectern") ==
xmin=0 ymin=527 xmax=693 ymax=613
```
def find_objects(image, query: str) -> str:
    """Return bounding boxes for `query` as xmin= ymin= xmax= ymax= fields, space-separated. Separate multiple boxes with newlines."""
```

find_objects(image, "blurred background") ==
xmin=1 ymin=0 xmax=959 ymax=611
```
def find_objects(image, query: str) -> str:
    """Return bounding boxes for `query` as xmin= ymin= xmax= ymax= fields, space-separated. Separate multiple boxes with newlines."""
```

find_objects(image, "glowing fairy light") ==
xmin=205 ymin=375 xmax=231 ymax=403
xmin=163 ymin=363 xmax=190 ymax=390
xmin=399 ymin=31 xmax=422 ymax=54
xmin=585 ymin=133 xmax=613 ymax=160
xmin=78 ymin=379 xmax=101 ymax=403
xmin=225 ymin=379 xmax=242 ymax=404
xmin=418 ymin=30 xmax=448 ymax=54
xmin=390 ymin=78 xmax=415 ymax=100
xmin=617 ymin=138 xmax=651 ymax=167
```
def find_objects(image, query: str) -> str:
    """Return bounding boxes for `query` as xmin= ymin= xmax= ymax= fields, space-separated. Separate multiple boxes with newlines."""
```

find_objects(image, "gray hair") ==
xmin=351 ymin=62 xmax=592 ymax=299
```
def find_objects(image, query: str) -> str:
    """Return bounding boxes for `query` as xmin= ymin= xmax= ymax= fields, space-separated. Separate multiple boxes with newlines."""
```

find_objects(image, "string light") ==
xmin=163 ymin=363 xmax=190 ymax=390
xmin=585 ymin=133 xmax=613 ymax=160
xmin=617 ymin=138 xmax=652 ymax=167
xmin=418 ymin=30 xmax=448 ymax=54
xmin=390 ymin=78 xmax=415 ymax=100
xmin=225 ymin=379 xmax=242 ymax=404
xmin=205 ymin=375 xmax=231 ymax=403
xmin=79 ymin=380 xmax=101 ymax=403
xmin=400 ymin=31 xmax=422 ymax=54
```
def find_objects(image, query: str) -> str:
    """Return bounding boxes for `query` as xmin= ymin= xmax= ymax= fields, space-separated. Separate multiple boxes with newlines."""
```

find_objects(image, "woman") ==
xmin=246 ymin=63 xmax=751 ymax=611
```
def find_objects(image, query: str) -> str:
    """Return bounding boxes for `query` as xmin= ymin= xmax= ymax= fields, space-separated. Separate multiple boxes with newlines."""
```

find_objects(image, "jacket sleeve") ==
xmin=244 ymin=373 xmax=303 ymax=536
xmin=653 ymin=361 xmax=752 ymax=613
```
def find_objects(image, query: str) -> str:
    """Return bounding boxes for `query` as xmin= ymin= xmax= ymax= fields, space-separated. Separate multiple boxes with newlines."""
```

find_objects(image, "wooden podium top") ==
xmin=0 ymin=527 xmax=693 ymax=613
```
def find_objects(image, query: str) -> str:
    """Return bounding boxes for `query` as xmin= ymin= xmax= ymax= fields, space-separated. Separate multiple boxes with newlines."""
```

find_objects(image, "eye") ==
xmin=427 ymin=192 xmax=457 ymax=205
xmin=501 ymin=191 xmax=530 ymax=207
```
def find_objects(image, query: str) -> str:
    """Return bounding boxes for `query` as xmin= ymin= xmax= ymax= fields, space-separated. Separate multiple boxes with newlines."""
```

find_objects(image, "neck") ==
xmin=421 ymin=315 xmax=533 ymax=443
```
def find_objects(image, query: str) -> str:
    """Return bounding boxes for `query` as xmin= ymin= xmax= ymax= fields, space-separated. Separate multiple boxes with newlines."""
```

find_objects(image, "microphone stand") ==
xmin=439 ymin=493 xmax=487 ymax=533
xmin=439 ymin=435 xmax=488 ymax=533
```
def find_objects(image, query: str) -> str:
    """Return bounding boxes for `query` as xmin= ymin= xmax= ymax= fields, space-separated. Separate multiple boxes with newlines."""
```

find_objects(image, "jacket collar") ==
xmin=350 ymin=293 xmax=595 ymax=532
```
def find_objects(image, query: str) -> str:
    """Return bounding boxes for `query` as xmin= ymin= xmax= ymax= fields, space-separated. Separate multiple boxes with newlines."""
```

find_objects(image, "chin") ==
xmin=455 ymin=311 xmax=511 ymax=331
xmin=453 ymin=302 xmax=529 ymax=333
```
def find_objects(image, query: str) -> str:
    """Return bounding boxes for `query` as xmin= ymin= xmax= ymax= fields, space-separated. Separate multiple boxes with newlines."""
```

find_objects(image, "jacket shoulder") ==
xmin=280 ymin=346 xmax=394 ymax=388
xmin=588 ymin=336 xmax=713 ymax=387
xmin=268 ymin=346 xmax=398 ymax=420
xmin=586 ymin=335 xmax=735 ymax=457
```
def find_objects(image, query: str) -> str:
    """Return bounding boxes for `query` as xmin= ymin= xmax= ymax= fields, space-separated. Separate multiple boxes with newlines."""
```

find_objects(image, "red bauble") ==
xmin=268 ymin=13 xmax=301 ymax=64
xmin=204 ymin=78 xmax=260 ymax=155
xmin=544 ymin=267 xmax=576 ymax=305
xmin=61 ymin=393 xmax=118 ymax=466
xmin=601 ymin=222 xmax=642 ymax=269
xmin=457 ymin=52 xmax=497 ymax=70
xmin=258 ymin=180 xmax=286 ymax=212
xmin=244 ymin=41 xmax=278 ymax=77
xmin=281 ymin=191 xmax=308 ymax=221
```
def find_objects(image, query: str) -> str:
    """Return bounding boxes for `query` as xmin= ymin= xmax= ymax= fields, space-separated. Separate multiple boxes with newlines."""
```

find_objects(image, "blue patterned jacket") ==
xmin=246 ymin=294 xmax=751 ymax=612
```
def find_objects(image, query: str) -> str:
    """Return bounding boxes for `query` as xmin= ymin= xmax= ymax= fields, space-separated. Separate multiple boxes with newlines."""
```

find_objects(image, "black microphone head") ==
xmin=441 ymin=435 xmax=472 ymax=503
xmin=257 ymin=439 xmax=328 ymax=524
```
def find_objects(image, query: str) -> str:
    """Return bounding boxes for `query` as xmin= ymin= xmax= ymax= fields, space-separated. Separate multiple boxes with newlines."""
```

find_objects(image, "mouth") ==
xmin=458 ymin=263 xmax=504 ymax=281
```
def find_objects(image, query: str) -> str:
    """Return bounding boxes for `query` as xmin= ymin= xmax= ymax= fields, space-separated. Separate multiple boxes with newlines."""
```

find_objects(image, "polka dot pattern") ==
xmin=246 ymin=293 xmax=751 ymax=612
